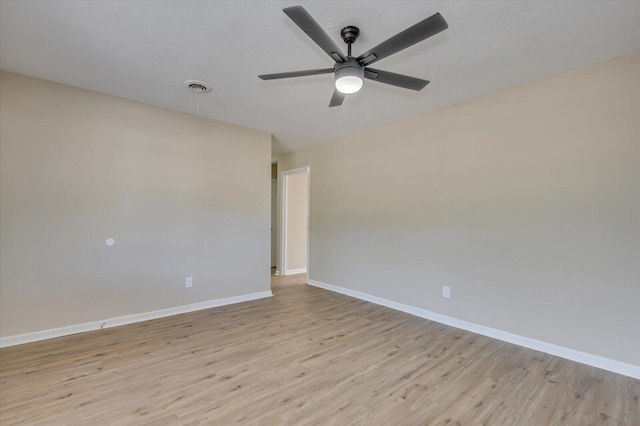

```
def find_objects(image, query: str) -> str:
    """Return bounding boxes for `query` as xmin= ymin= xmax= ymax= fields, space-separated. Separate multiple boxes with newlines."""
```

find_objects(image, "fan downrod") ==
xmin=340 ymin=26 xmax=359 ymax=56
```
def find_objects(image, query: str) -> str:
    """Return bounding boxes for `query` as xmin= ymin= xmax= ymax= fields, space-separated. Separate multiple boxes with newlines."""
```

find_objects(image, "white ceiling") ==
xmin=1 ymin=1 xmax=639 ymax=156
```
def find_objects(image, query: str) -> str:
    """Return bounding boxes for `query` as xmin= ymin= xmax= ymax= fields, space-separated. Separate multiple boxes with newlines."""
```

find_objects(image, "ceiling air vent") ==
xmin=184 ymin=80 xmax=212 ymax=93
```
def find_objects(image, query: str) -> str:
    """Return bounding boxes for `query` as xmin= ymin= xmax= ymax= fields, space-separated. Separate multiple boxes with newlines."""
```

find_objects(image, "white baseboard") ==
xmin=285 ymin=268 xmax=307 ymax=275
xmin=0 ymin=291 xmax=273 ymax=348
xmin=275 ymin=270 xmax=282 ymax=276
xmin=307 ymin=279 xmax=639 ymax=380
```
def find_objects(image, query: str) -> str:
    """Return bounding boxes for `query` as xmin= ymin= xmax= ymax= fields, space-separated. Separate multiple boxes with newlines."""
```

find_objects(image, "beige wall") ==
xmin=0 ymin=71 xmax=271 ymax=337
xmin=284 ymin=171 xmax=308 ymax=273
xmin=279 ymin=55 xmax=640 ymax=366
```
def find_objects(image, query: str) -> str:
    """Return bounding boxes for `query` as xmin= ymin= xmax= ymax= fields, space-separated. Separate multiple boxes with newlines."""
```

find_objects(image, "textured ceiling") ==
xmin=1 ymin=1 xmax=639 ymax=156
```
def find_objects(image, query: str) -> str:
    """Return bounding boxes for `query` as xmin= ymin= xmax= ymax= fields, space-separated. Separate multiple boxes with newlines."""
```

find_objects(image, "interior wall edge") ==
xmin=307 ymin=279 xmax=640 ymax=380
xmin=284 ymin=268 xmax=307 ymax=275
xmin=0 ymin=291 xmax=273 ymax=349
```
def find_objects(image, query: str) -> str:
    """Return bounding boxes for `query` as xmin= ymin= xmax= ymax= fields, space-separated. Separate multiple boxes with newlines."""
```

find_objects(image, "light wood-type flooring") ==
xmin=1 ymin=273 xmax=638 ymax=425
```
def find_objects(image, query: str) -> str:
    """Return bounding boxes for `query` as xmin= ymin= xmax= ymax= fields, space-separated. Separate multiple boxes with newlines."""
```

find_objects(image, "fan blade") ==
xmin=364 ymin=68 xmax=429 ymax=91
xmin=329 ymin=89 xmax=345 ymax=107
xmin=357 ymin=12 xmax=448 ymax=66
xmin=259 ymin=68 xmax=334 ymax=80
xmin=283 ymin=6 xmax=347 ymax=63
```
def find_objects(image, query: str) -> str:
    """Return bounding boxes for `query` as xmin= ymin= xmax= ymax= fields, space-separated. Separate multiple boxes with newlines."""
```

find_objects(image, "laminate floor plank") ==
xmin=1 ymin=273 xmax=638 ymax=425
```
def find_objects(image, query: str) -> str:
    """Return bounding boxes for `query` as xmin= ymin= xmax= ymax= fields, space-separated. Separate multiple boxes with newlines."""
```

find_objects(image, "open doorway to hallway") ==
xmin=279 ymin=167 xmax=309 ymax=277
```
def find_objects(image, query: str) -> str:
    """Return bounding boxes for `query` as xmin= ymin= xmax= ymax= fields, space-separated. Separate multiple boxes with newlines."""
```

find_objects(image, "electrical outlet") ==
xmin=185 ymin=277 xmax=193 ymax=288
xmin=442 ymin=286 xmax=451 ymax=299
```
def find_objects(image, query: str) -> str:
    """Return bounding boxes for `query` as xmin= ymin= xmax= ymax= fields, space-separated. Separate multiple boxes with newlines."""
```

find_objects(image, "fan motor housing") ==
xmin=334 ymin=57 xmax=364 ymax=77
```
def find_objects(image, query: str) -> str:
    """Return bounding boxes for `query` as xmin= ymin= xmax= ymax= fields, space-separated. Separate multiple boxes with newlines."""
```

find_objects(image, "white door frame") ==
xmin=271 ymin=178 xmax=278 ymax=268
xmin=279 ymin=166 xmax=310 ymax=276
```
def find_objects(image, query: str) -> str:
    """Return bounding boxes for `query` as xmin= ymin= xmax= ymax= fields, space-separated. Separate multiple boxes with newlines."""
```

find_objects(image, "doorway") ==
xmin=280 ymin=167 xmax=310 ymax=276
xmin=271 ymin=179 xmax=278 ymax=269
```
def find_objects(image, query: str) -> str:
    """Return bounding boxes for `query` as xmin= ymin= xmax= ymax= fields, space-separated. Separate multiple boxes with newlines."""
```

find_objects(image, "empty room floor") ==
xmin=1 ymin=274 xmax=638 ymax=425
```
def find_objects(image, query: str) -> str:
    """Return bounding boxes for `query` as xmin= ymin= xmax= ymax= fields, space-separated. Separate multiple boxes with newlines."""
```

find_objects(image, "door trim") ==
xmin=279 ymin=166 xmax=310 ymax=277
xmin=271 ymin=179 xmax=278 ymax=269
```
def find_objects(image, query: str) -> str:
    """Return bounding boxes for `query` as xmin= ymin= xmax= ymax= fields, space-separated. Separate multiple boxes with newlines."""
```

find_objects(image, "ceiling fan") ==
xmin=258 ymin=5 xmax=448 ymax=107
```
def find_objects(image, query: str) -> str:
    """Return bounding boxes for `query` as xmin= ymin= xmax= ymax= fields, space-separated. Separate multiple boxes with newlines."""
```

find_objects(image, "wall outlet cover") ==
xmin=442 ymin=286 xmax=451 ymax=299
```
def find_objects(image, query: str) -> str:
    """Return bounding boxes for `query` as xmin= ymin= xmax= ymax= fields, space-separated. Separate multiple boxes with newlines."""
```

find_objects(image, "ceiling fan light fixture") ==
xmin=335 ymin=64 xmax=364 ymax=94
xmin=259 ymin=6 xmax=448 ymax=106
